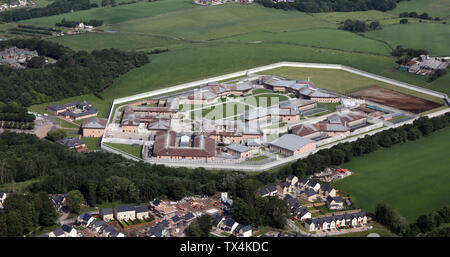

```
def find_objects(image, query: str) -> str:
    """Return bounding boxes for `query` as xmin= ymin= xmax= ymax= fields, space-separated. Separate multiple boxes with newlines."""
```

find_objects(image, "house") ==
xmin=89 ymin=219 xmax=107 ymax=234
xmin=82 ymin=117 xmax=107 ymax=137
xmin=109 ymin=230 xmax=125 ymax=237
xmin=149 ymin=199 xmax=178 ymax=219
xmin=220 ymin=218 xmax=239 ymax=233
xmin=114 ymin=205 xmax=136 ymax=221
xmin=258 ymin=185 xmax=278 ymax=197
xmin=269 ymin=134 xmax=316 ymax=156
xmin=55 ymin=137 xmax=87 ymax=152
xmin=304 ymin=211 xmax=367 ymax=231
xmin=302 ymin=188 xmax=318 ymax=202
xmin=283 ymin=195 xmax=301 ymax=210
xmin=293 ymin=206 xmax=311 ymax=220
xmin=319 ymin=184 xmax=337 ymax=197
xmin=78 ymin=213 xmax=95 ymax=227
xmin=135 ymin=205 xmax=150 ymax=220
xmin=211 ymin=213 xmax=225 ymax=227
xmin=326 ymin=196 xmax=344 ymax=210
xmin=102 ymin=225 xmax=124 ymax=237
xmin=99 ymin=208 xmax=114 ymax=222
xmin=239 ymin=225 xmax=252 ymax=237
xmin=226 ymin=143 xmax=253 ymax=159
xmin=170 ymin=215 xmax=183 ymax=227
xmin=147 ymin=220 xmax=170 ymax=237
xmin=306 ymin=179 xmax=321 ymax=192
xmin=276 ymin=181 xmax=293 ymax=196
xmin=61 ymin=224 xmax=78 ymax=237
xmin=48 ymin=227 xmax=65 ymax=237
xmin=52 ymin=194 xmax=67 ymax=212
xmin=0 ymin=191 xmax=6 ymax=208
xmin=183 ymin=212 xmax=196 ymax=224
xmin=286 ymin=175 xmax=298 ymax=187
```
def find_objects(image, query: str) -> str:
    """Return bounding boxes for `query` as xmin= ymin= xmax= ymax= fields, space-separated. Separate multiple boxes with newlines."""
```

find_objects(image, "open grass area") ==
xmin=332 ymin=127 xmax=450 ymax=223
xmin=81 ymin=137 xmax=101 ymax=151
xmin=0 ymin=177 xmax=41 ymax=193
xmin=364 ymin=23 xmax=450 ymax=56
xmin=387 ymin=0 xmax=450 ymax=19
xmin=23 ymin=0 xmax=197 ymax=26
xmin=104 ymin=143 xmax=142 ymax=158
xmin=219 ymin=29 xmax=391 ymax=55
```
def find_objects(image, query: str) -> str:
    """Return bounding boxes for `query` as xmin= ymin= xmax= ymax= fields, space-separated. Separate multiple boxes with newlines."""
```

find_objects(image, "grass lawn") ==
xmin=364 ymin=23 xmax=450 ymax=56
xmin=332 ymin=127 xmax=450 ymax=223
xmin=246 ymin=155 xmax=269 ymax=162
xmin=81 ymin=137 xmax=101 ymax=151
xmin=104 ymin=143 xmax=142 ymax=158
xmin=0 ymin=177 xmax=41 ymax=193
xmin=387 ymin=0 xmax=450 ymax=18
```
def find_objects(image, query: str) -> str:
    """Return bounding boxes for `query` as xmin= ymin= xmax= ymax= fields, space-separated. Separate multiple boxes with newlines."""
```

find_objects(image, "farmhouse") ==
xmin=152 ymin=131 xmax=216 ymax=160
xmin=114 ymin=205 xmax=136 ymax=221
xmin=82 ymin=117 xmax=107 ymax=137
xmin=48 ymin=101 xmax=98 ymax=121
xmin=226 ymin=143 xmax=253 ymax=159
xmin=269 ymin=134 xmax=316 ymax=156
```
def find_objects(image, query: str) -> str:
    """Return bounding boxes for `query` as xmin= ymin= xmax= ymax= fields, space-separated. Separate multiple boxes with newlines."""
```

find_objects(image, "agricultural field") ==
xmin=364 ymin=23 xmax=450 ymax=56
xmin=333 ymin=127 xmax=450 ymax=223
xmin=218 ymin=29 xmax=391 ymax=55
xmin=387 ymin=0 xmax=450 ymax=18
xmin=349 ymin=86 xmax=443 ymax=114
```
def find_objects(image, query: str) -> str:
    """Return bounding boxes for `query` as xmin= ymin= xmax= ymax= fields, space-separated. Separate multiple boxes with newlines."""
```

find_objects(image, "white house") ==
xmin=61 ymin=224 xmax=78 ymax=237
xmin=0 ymin=192 xmax=6 ymax=208
xmin=78 ymin=213 xmax=95 ymax=227
xmin=239 ymin=225 xmax=252 ymax=237
xmin=114 ymin=205 xmax=136 ymax=221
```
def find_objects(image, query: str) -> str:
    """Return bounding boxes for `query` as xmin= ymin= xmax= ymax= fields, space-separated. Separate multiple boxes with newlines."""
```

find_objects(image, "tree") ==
xmin=36 ymin=192 xmax=57 ymax=226
xmin=400 ymin=18 xmax=408 ymax=24
xmin=46 ymin=129 xmax=67 ymax=142
xmin=0 ymin=214 xmax=6 ymax=237
xmin=6 ymin=211 xmax=23 ymax=237
xmin=101 ymin=0 xmax=110 ymax=6
xmin=438 ymin=205 xmax=450 ymax=222
xmin=261 ymin=197 xmax=290 ymax=229
xmin=27 ymin=56 xmax=46 ymax=69
xmin=66 ymin=190 xmax=85 ymax=213
xmin=416 ymin=214 xmax=436 ymax=233
xmin=369 ymin=21 xmax=380 ymax=30
xmin=186 ymin=215 xmax=213 ymax=237
xmin=230 ymin=198 xmax=258 ymax=227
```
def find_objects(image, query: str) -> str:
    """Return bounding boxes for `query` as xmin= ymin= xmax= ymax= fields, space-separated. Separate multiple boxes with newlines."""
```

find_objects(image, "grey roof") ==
xmin=104 ymin=225 xmax=117 ymax=234
xmin=55 ymin=137 xmax=85 ymax=148
xmin=270 ymin=134 xmax=315 ymax=152
xmin=320 ymin=184 xmax=333 ymax=192
xmin=0 ymin=192 xmax=4 ymax=198
xmin=305 ymin=188 xmax=317 ymax=197
xmin=61 ymin=224 xmax=73 ymax=233
xmin=224 ymin=218 xmax=236 ymax=227
xmin=135 ymin=205 xmax=149 ymax=213
xmin=279 ymin=181 xmax=291 ymax=189
xmin=52 ymin=228 xmax=65 ymax=236
xmin=247 ymin=138 xmax=261 ymax=147
xmin=90 ymin=219 xmax=106 ymax=228
xmin=109 ymin=230 xmax=122 ymax=237
xmin=53 ymin=195 xmax=65 ymax=204
xmin=171 ymin=215 xmax=182 ymax=223
xmin=183 ymin=212 xmax=195 ymax=221
xmin=82 ymin=117 xmax=107 ymax=129
xmin=267 ymin=185 xmax=277 ymax=193
xmin=227 ymin=143 xmax=252 ymax=153
xmin=115 ymin=205 xmax=135 ymax=213
xmin=325 ymin=124 xmax=348 ymax=132
xmin=80 ymin=213 xmax=93 ymax=222
xmin=148 ymin=224 xmax=163 ymax=237
xmin=241 ymin=225 xmax=252 ymax=233
xmin=101 ymin=208 xmax=113 ymax=215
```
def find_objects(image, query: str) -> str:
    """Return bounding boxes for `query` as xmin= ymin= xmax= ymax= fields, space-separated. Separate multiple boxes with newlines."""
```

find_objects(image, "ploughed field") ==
xmin=333 ymin=127 xmax=450 ymax=223
xmin=348 ymin=86 xmax=443 ymax=114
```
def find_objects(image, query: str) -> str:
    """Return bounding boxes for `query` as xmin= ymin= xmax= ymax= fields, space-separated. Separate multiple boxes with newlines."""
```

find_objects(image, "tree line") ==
xmin=391 ymin=45 xmax=428 ymax=65
xmin=0 ymin=0 xmax=92 ymax=22
xmin=375 ymin=203 xmax=450 ymax=237
xmin=0 ymin=38 xmax=149 ymax=108
xmin=255 ymin=0 xmax=401 ymax=13
xmin=56 ymin=18 xmax=104 ymax=28
xmin=339 ymin=19 xmax=381 ymax=32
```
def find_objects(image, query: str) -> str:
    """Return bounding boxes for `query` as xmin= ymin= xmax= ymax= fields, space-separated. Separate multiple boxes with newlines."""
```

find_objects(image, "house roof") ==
xmin=135 ymin=205 xmax=149 ymax=213
xmin=171 ymin=215 xmax=182 ymax=223
xmin=90 ymin=219 xmax=106 ymax=228
xmin=224 ymin=218 xmax=236 ymax=227
xmin=0 ymin=192 xmax=4 ymax=198
xmin=241 ymin=225 xmax=252 ymax=233
xmin=183 ymin=212 xmax=195 ymax=221
xmin=101 ymin=208 xmax=113 ymax=215
xmin=61 ymin=224 xmax=73 ymax=233
xmin=269 ymin=134 xmax=315 ymax=152
xmin=53 ymin=195 xmax=65 ymax=204
xmin=304 ymin=188 xmax=317 ymax=197
xmin=82 ymin=117 xmax=107 ymax=129
xmin=55 ymin=137 xmax=85 ymax=148
xmin=51 ymin=228 xmax=65 ymax=237
xmin=227 ymin=143 xmax=252 ymax=153
xmin=80 ymin=213 xmax=93 ymax=222
xmin=115 ymin=205 xmax=135 ymax=213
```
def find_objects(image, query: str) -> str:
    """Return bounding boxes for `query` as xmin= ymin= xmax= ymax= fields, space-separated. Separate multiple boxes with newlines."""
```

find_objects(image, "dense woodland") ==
xmin=255 ymin=0 xmax=405 ymax=13
xmin=0 ymin=38 xmax=149 ymax=107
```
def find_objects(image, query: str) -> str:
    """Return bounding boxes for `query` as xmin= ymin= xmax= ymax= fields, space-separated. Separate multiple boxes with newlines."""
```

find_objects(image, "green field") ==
xmin=388 ymin=0 xmax=450 ymax=18
xmin=364 ymin=23 xmax=450 ymax=56
xmin=333 ymin=127 xmax=450 ymax=223
xmin=104 ymin=143 xmax=142 ymax=158
xmin=219 ymin=29 xmax=392 ymax=55
xmin=81 ymin=137 xmax=101 ymax=151
xmin=23 ymin=0 xmax=196 ymax=26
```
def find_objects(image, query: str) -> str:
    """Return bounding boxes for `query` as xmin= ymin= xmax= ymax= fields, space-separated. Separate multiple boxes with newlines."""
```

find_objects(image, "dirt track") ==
xmin=349 ymin=86 xmax=442 ymax=114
